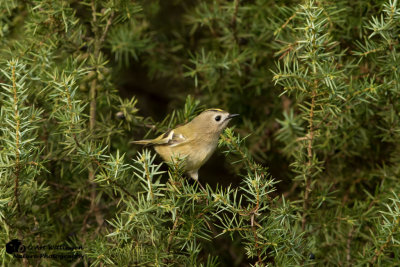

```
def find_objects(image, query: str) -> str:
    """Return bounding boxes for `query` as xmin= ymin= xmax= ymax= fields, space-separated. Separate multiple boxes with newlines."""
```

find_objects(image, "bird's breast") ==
xmin=188 ymin=141 xmax=217 ymax=170
xmin=154 ymin=138 xmax=218 ymax=172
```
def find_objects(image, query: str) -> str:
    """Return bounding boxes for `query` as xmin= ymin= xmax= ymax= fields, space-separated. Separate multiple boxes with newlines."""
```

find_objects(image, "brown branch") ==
xmin=302 ymin=89 xmax=316 ymax=231
xmin=231 ymin=0 xmax=240 ymax=44
xmin=90 ymin=0 xmax=97 ymax=33
xmin=251 ymin=213 xmax=262 ymax=264
xmin=89 ymin=0 xmax=98 ymax=131
xmin=251 ymin=182 xmax=262 ymax=264
xmin=11 ymin=64 xmax=21 ymax=214
xmin=89 ymin=3 xmax=114 ymax=131
xmin=89 ymin=79 xmax=97 ymax=130
xmin=63 ymin=82 xmax=74 ymax=130
xmin=167 ymin=215 xmax=181 ymax=253
xmin=346 ymin=226 xmax=354 ymax=266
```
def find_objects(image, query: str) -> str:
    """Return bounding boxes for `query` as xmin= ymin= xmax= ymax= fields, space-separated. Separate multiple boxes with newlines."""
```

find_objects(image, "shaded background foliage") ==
xmin=1 ymin=0 xmax=400 ymax=266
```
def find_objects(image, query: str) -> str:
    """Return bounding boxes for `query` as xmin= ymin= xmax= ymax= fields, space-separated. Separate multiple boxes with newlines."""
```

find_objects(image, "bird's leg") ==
xmin=187 ymin=170 xmax=207 ymax=193
xmin=187 ymin=170 xmax=209 ymax=205
xmin=197 ymin=180 xmax=206 ymax=192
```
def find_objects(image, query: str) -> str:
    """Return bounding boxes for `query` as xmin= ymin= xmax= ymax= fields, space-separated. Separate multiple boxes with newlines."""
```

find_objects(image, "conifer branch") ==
xmin=1 ymin=1 xmax=400 ymax=266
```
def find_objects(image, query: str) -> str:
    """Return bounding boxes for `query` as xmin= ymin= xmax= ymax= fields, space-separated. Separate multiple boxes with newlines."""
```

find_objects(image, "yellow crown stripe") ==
xmin=205 ymin=108 xmax=224 ymax=112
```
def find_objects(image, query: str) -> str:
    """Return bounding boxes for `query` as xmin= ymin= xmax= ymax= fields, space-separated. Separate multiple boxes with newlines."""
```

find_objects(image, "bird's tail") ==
xmin=130 ymin=139 xmax=155 ymax=145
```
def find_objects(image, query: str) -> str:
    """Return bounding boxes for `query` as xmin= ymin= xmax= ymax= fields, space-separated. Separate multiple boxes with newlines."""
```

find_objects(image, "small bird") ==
xmin=132 ymin=109 xmax=239 ymax=188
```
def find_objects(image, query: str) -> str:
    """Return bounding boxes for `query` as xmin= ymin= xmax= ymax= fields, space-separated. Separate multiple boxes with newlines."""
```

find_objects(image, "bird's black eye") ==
xmin=215 ymin=115 xmax=221 ymax=122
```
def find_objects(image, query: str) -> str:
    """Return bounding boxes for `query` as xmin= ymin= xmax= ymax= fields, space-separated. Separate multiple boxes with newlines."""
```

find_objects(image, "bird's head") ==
xmin=190 ymin=108 xmax=239 ymax=134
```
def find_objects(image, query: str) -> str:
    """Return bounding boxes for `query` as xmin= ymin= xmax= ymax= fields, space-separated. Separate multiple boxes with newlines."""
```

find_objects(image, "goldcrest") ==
xmin=132 ymin=109 xmax=239 ymax=186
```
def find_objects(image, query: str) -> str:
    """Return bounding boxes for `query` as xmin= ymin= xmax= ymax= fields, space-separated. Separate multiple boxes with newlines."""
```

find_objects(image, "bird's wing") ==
xmin=131 ymin=129 xmax=188 ymax=146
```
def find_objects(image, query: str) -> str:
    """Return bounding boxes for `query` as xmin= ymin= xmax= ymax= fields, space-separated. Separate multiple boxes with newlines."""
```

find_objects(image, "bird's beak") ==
xmin=227 ymin=113 xmax=240 ymax=120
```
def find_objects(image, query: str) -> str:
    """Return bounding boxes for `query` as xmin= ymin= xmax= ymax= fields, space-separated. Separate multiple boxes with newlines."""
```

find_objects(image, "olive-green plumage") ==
xmin=132 ymin=109 xmax=239 ymax=183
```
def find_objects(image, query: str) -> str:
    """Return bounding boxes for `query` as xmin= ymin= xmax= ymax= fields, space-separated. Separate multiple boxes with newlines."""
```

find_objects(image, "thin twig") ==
xmin=99 ymin=11 xmax=115 ymax=51
xmin=281 ymin=13 xmax=297 ymax=30
xmin=143 ymin=157 xmax=154 ymax=200
xmin=87 ymin=0 xmax=115 ymax=230
xmin=92 ymin=159 xmax=137 ymax=200
xmin=283 ymin=181 xmax=299 ymax=198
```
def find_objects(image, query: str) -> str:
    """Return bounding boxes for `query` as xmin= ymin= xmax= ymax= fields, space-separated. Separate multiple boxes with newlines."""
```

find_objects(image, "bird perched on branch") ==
xmin=132 ymin=109 xmax=239 ymax=189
